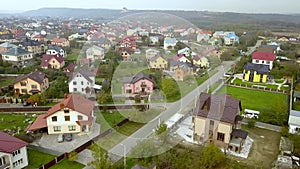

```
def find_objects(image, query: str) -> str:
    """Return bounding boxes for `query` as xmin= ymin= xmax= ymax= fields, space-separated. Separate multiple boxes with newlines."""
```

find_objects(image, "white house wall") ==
xmin=47 ymin=109 xmax=89 ymax=134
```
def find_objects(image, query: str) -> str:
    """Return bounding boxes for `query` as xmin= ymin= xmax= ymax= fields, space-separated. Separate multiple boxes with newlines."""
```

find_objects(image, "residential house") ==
xmin=46 ymin=45 xmax=66 ymax=58
xmin=148 ymin=55 xmax=168 ymax=70
xmin=0 ymin=131 xmax=29 ymax=169
xmin=64 ymin=62 xmax=76 ymax=76
xmin=146 ymin=49 xmax=160 ymax=60
xmin=164 ymin=38 xmax=177 ymax=50
xmin=27 ymin=94 xmax=94 ymax=134
xmin=119 ymin=49 xmax=132 ymax=60
xmin=2 ymin=46 xmax=33 ymax=67
xmin=261 ymin=45 xmax=281 ymax=53
xmin=86 ymin=45 xmax=105 ymax=61
xmin=123 ymin=72 xmax=156 ymax=95
xmin=224 ymin=33 xmax=239 ymax=45
xmin=89 ymin=37 xmax=111 ymax=50
xmin=149 ymin=36 xmax=159 ymax=46
xmin=170 ymin=61 xmax=199 ymax=81
xmin=208 ymin=37 xmax=222 ymax=46
xmin=40 ymin=54 xmax=65 ymax=69
xmin=193 ymin=93 xmax=248 ymax=153
xmin=251 ymin=52 xmax=275 ymax=70
xmin=288 ymin=110 xmax=300 ymax=134
xmin=178 ymin=47 xmax=191 ymax=57
xmin=117 ymin=36 xmax=137 ymax=52
xmin=170 ymin=54 xmax=191 ymax=63
xmin=51 ymin=37 xmax=70 ymax=47
xmin=197 ymin=33 xmax=211 ymax=42
xmin=243 ymin=63 xmax=270 ymax=83
xmin=0 ymin=29 xmax=13 ymax=40
xmin=0 ymin=42 xmax=17 ymax=54
xmin=256 ymin=47 xmax=275 ymax=54
xmin=32 ymin=34 xmax=47 ymax=42
xmin=20 ymin=38 xmax=46 ymax=55
xmin=14 ymin=70 xmax=49 ymax=95
xmin=192 ymin=55 xmax=209 ymax=68
xmin=68 ymin=67 xmax=96 ymax=95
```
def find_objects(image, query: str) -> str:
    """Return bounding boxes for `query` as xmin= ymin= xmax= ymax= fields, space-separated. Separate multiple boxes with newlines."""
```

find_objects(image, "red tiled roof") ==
xmin=76 ymin=117 xmax=93 ymax=125
xmin=45 ymin=94 xmax=94 ymax=118
xmin=52 ymin=38 xmax=67 ymax=43
xmin=252 ymin=52 xmax=275 ymax=61
xmin=26 ymin=114 xmax=47 ymax=131
xmin=0 ymin=131 xmax=28 ymax=153
xmin=40 ymin=54 xmax=64 ymax=67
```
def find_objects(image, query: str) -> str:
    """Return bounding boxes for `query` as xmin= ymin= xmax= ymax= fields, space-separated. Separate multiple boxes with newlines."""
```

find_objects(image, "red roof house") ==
xmin=251 ymin=52 xmax=275 ymax=70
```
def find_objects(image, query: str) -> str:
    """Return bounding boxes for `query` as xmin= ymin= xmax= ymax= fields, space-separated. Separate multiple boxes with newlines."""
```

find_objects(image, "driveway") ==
xmin=31 ymin=123 xmax=100 ymax=154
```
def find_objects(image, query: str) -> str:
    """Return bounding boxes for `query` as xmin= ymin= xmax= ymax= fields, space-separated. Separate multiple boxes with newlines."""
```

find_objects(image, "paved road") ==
xmin=108 ymin=39 xmax=264 ymax=161
xmin=108 ymin=60 xmax=236 ymax=161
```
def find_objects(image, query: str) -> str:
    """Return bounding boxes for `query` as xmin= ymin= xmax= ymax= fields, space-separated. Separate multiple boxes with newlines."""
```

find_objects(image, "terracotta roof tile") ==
xmin=0 ymin=131 xmax=28 ymax=153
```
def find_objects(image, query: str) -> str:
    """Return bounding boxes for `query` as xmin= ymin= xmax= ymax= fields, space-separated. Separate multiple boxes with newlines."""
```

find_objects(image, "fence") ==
xmin=38 ymin=118 xmax=129 ymax=169
xmin=226 ymin=83 xmax=289 ymax=94
xmin=0 ymin=104 xmax=150 ymax=113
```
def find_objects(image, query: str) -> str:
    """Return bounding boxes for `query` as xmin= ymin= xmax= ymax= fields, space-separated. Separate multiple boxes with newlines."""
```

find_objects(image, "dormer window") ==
xmin=64 ymin=109 xmax=69 ymax=113
xmin=52 ymin=116 xmax=57 ymax=122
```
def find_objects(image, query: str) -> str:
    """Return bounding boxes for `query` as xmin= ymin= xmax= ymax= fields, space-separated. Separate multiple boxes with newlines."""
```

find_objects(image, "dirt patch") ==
xmin=234 ymin=127 xmax=281 ymax=168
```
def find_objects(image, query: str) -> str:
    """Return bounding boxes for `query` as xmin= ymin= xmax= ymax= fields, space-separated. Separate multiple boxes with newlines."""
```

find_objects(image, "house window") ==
xmin=65 ymin=116 xmax=70 ymax=121
xmin=82 ymin=88 xmax=84 ymax=92
xmin=64 ymin=109 xmax=69 ymax=113
xmin=217 ymin=132 xmax=225 ymax=142
xmin=13 ymin=149 xmax=21 ymax=157
xmin=210 ymin=120 xmax=214 ymax=126
xmin=52 ymin=116 xmax=57 ymax=122
xmin=73 ymin=81 xmax=77 ymax=85
xmin=78 ymin=115 xmax=83 ymax=120
xmin=53 ymin=126 xmax=61 ymax=132
xmin=74 ymin=88 xmax=77 ymax=92
xmin=20 ymin=82 xmax=26 ymax=86
xmin=266 ymin=61 xmax=270 ymax=64
xmin=255 ymin=60 xmax=259 ymax=63
xmin=31 ymin=84 xmax=37 ymax=89
xmin=0 ymin=156 xmax=7 ymax=166
xmin=209 ymin=130 xmax=213 ymax=137
xmin=68 ymin=125 xmax=76 ymax=131
xmin=81 ymin=81 xmax=84 ymax=85
xmin=21 ymin=89 xmax=27 ymax=93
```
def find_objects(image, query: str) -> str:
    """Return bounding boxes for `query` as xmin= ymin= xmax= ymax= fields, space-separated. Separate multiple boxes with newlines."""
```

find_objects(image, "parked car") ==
xmin=64 ymin=133 xmax=72 ymax=142
xmin=57 ymin=133 xmax=64 ymax=143
xmin=243 ymin=109 xmax=260 ymax=119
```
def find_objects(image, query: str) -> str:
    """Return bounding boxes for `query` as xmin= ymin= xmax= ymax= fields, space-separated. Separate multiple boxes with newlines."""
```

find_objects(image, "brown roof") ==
xmin=45 ymin=94 xmax=94 ymax=118
xmin=26 ymin=114 xmax=47 ymax=131
xmin=0 ymin=131 xmax=28 ymax=153
xmin=52 ymin=37 xmax=68 ymax=43
xmin=256 ymin=48 xmax=275 ymax=53
xmin=14 ymin=70 xmax=47 ymax=85
xmin=194 ymin=93 xmax=241 ymax=124
xmin=76 ymin=117 xmax=94 ymax=125
xmin=69 ymin=67 xmax=95 ymax=83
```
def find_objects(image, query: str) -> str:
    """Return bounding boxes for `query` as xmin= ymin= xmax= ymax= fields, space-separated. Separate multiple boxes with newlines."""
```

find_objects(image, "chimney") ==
xmin=60 ymin=103 xmax=65 ymax=109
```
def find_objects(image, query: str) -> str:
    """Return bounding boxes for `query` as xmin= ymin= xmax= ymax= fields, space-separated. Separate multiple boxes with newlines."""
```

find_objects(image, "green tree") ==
xmin=68 ymin=151 xmax=78 ymax=161
xmin=27 ymin=94 xmax=46 ymax=105
xmin=97 ymin=90 xmax=112 ymax=104
xmin=44 ymin=76 xmax=69 ymax=99
xmin=161 ymin=78 xmax=180 ymax=102
xmin=88 ymin=144 xmax=113 ymax=169
xmin=200 ymin=143 xmax=225 ymax=169
xmin=155 ymin=124 xmax=168 ymax=142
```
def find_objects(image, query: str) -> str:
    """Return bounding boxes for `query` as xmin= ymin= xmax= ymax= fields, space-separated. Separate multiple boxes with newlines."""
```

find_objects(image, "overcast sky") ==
xmin=2 ymin=0 xmax=300 ymax=14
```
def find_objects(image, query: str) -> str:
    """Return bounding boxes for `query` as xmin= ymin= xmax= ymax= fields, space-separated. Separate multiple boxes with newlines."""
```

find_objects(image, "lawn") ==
xmin=232 ymin=78 xmax=280 ymax=90
xmin=217 ymin=86 xmax=288 ymax=125
xmin=66 ymin=49 xmax=81 ymax=61
xmin=94 ymin=111 xmax=126 ymax=133
xmin=0 ymin=76 xmax=15 ymax=88
xmin=96 ymin=122 xmax=144 ymax=150
xmin=0 ymin=113 xmax=37 ymax=135
xmin=208 ymin=79 xmax=222 ymax=93
xmin=26 ymin=148 xmax=84 ymax=169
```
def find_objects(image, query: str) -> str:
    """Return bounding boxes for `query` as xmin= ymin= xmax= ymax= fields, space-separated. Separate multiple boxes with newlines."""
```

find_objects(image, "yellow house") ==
xmin=148 ymin=55 xmax=168 ymax=69
xmin=193 ymin=93 xmax=248 ymax=153
xmin=193 ymin=56 xmax=209 ymax=68
xmin=14 ymin=70 xmax=49 ymax=95
xmin=40 ymin=54 xmax=65 ymax=69
xmin=243 ymin=63 xmax=269 ymax=83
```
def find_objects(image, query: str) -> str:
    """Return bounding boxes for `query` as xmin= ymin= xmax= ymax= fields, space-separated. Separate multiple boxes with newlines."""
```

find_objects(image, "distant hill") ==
xmin=14 ymin=8 xmax=300 ymax=32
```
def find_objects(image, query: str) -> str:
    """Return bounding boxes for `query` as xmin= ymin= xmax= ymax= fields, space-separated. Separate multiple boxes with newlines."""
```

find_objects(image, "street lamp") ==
xmin=120 ymin=143 xmax=126 ymax=169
